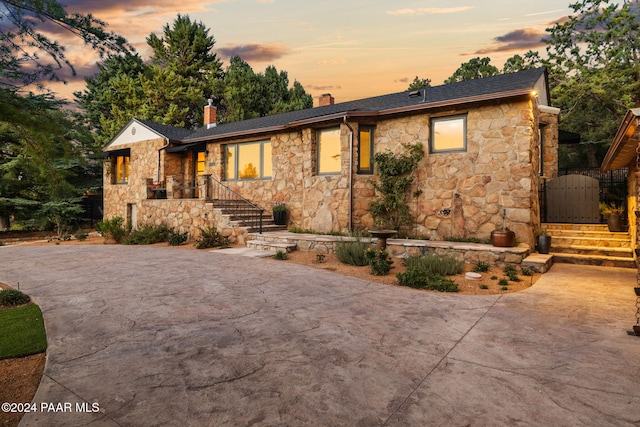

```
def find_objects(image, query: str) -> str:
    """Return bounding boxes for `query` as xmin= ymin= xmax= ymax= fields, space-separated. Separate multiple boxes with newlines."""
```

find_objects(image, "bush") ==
xmin=335 ymin=236 xmax=369 ymax=266
xmin=125 ymin=224 xmax=171 ymax=245
xmin=396 ymin=267 xmax=429 ymax=289
xmin=0 ymin=289 xmax=30 ymax=307
xmin=195 ymin=225 xmax=229 ymax=249
xmin=404 ymin=253 xmax=464 ymax=276
xmin=96 ymin=216 xmax=128 ymax=243
xmin=521 ymin=268 xmax=534 ymax=276
xmin=498 ymin=278 xmax=509 ymax=287
xmin=425 ymin=275 xmax=459 ymax=293
xmin=274 ymin=250 xmax=288 ymax=260
xmin=473 ymin=261 xmax=490 ymax=273
xmin=365 ymin=248 xmax=393 ymax=276
xmin=74 ymin=232 xmax=88 ymax=241
xmin=168 ymin=230 xmax=188 ymax=246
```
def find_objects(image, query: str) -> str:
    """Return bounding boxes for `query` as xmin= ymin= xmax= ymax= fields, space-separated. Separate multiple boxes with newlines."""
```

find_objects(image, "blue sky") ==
xmin=50 ymin=0 xmax=573 ymax=104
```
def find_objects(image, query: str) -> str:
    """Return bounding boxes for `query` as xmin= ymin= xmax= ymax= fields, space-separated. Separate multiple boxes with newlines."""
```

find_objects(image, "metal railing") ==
xmin=206 ymin=176 xmax=264 ymax=233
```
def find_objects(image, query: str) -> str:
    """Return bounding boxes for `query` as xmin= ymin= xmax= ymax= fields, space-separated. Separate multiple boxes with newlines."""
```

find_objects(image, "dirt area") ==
xmin=0 ymin=231 xmax=539 ymax=426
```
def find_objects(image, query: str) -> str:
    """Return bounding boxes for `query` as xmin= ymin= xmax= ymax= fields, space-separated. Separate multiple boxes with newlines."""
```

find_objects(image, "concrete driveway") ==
xmin=0 ymin=245 xmax=639 ymax=426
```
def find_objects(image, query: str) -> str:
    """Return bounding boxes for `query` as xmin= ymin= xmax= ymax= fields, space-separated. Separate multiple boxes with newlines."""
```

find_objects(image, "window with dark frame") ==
xmin=224 ymin=140 xmax=272 ymax=180
xmin=430 ymin=114 xmax=467 ymax=153
xmin=358 ymin=127 xmax=374 ymax=174
xmin=113 ymin=153 xmax=130 ymax=184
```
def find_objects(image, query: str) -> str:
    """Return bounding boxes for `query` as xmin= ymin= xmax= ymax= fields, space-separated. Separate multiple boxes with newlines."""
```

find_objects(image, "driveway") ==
xmin=0 ymin=245 xmax=639 ymax=426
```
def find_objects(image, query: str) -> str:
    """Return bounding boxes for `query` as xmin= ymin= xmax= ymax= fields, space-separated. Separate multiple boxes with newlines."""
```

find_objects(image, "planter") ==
xmin=536 ymin=235 xmax=552 ymax=254
xmin=607 ymin=214 xmax=622 ymax=232
xmin=634 ymin=287 xmax=640 ymax=297
xmin=273 ymin=210 xmax=287 ymax=225
xmin=368 ymin=229 xmax=397 ymax=251
xmin=491 ymin=228 xmax=515 ymax=247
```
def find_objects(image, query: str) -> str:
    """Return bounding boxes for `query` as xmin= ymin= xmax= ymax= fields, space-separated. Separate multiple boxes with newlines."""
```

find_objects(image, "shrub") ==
xmin=472 ymin=261 xmax=490 ymax=273
xmin=96 ymin=216 xmax=128 ymax=243
xmin=479 ymin=284 xmax=489 ymax=290
xmin=498 ymin=278 xmax=509 ymax=287
xmin=335 ymin=236 xmax=369 ymax=266
xmin=501 ymin=286 xmax=509 ymax=291
xmin=168 ymin=230 xmax=188 ymax=246
xmin=404 ymin=253 xmax=464 ymax=276
xmin=503 ymin=265 xmax=521 ymax=282
xmin=396 ymin=267 xmax=429 ymax=289
xmin=195 ymin=225 xmax=229 ymax=249
xmin=0 ymin=289 xmax=30 ymax=307
xmin=125 ymin=224 xmax=171 ymax=245
xmin=521 ymin=268 xmax=534 ymax=276
xmin=425 ymin=275 xmax=459 ymax=293
xmin=365 ymin=248 xmax=393 ymax=276
xmin=274 ymin=250 xmax=288 ymax=260
xmin=75 ymin=232 xmax=88 ymax=241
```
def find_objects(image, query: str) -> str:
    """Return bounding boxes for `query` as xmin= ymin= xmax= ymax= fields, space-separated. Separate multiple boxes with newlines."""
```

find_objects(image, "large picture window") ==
xmin=317 ymin=127 xmax=341 ymax=174
xmin=358 ymin=127 xmax=374 ymax=174
xmin=224 ymin=140 xmax=272 ymax=180
xmin=430 ymin=115 xmax=467 ymax=153
xmin=113 ymin=153 xmax=130 ymax=184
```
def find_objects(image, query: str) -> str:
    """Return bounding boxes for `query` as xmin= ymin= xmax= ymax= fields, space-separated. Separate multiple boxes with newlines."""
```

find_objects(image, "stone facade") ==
xmin=104 ymin=97 xmax=558 ymax=248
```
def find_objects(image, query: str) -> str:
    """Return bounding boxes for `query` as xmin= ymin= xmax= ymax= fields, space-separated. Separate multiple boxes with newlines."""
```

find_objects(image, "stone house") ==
xmin=102 ymin=67 xmax=559 ymax=247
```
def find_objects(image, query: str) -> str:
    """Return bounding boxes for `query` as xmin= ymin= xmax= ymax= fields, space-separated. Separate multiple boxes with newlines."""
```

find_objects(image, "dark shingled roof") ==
xmin=113 ymin=67 xmax=547 ymax=147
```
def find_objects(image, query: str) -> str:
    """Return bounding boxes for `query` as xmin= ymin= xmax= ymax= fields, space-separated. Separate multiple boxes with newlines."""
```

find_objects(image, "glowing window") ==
xmin=430 ymin=115 xmax=467 ymax=153
xmin=317 ymin=127 xmax=341 ymax=174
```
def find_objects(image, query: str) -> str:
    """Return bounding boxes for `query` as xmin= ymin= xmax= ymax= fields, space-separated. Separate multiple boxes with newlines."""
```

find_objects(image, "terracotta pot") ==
xmin=491 ymin=228 xmax=515 ymax=247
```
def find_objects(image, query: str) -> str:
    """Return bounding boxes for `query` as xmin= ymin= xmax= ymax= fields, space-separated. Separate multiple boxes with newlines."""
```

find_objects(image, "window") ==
xmin=196 ymin=151 xmax=206 ymax=176
xmin=358 ymin=127 xmax=374 ymax=174
xmin=114 ymin=154 xmax=130 ymax=184
xmin=224 ymin=140 xmax=272 ymax=180
xmin=430 ymin=115 xmax=467 ymax=153
xmin=317 ymin=127 xmax=341 ymax=174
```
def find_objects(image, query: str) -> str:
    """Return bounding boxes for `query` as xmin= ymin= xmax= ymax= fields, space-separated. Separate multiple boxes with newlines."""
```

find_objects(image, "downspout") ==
xmin=158 ymin=138 xmax=169 ymax=183
xmin=343 ymin=116 xmax=354 ymax=232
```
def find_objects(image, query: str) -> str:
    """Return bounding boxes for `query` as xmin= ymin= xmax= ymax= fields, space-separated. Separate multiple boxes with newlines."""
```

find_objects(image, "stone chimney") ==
xmin=204 ymin=99 xmax=217 ymax=129
xmin=318 ymin=93 xmax=335 ymax=107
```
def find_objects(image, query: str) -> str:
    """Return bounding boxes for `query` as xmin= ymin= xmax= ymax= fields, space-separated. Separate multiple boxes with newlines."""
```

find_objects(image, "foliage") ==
xmin=479 ymin=284 xmax=489 ymax=290
xmin=125 ymin=224 xmax=171 ymax=245
xmin=75 ymin=231 xmax=88 ymax=241
xmin=0 ymin=289 xmax=30 ymax=307
xmin=370 ymin=143 xmax=424 ymax=232
xmin=498 ymin=278 xmax=509 ymax=287
xmin=335 ymin=236 xmax=370 ymax=266
xmin=599 ymin=202 xmax=623 ymax=215
xmin=364 ymin=248 xmax=393 ymax=276
xmin=38 ymin=198 xmax=84 ymax=238
xmin=445 ymin=236 xmax=490 ymax=244
xmin=407 ymin=76 xmax=432 ymax=90
xmin=444 ymin=57 xmax=500 ymax=84
xmin=274 ymin=250 xmax=288 ymax=260
xmin=404 ymin=253 xmax=464 ymax=276
xmin=503 ymin=266 xmax=521 ymax=282
xmin=272 ymin=204 xmax=288 ymax=212
xmin=0 ymin=303 xmax=47 ymax=359
xmin=168 ymin=230 xmax=189 ymax=246
xmin=473 ymin=261 xmax=490 ymax=273
xmin=96 ymin=216 xmax=128 ymax=243
xmin=287 ymin=227 xmax=348 ymax=236
xmin=396 ymin=269 xmax=459 ymax=292
xmin=194 ymin=225 xmax=229 ymax=249
xmin=521 ymin=268 xmax=534 ymax=277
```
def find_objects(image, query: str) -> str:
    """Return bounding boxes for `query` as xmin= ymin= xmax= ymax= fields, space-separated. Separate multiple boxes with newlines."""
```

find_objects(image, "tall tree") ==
xmin=444 ymin=57 xmax=500 ymax=84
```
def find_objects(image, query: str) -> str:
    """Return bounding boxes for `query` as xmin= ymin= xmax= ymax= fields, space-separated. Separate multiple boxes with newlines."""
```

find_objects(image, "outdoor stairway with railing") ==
xmin=207 ymin=199 xmax=288 ymax=234
xmin=544 ymin=223 xmax=635 ymax=268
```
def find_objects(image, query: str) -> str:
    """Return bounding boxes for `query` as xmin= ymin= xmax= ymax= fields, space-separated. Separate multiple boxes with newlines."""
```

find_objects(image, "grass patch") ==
xmin=0 ymin=304 xmax=47 ymax=359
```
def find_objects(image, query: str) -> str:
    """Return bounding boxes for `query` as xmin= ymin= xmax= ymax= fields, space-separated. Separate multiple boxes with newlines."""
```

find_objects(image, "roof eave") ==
xmin=602 ymin=108 xmax=640 ymax=171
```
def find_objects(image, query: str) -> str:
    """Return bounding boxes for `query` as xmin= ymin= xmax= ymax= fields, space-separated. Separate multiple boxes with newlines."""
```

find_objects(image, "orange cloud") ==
xmin=217 ymin=43 xmax=291 ymax=62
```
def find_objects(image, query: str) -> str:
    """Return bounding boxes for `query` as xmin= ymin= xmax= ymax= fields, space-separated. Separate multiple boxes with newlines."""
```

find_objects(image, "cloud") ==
xmin=387 ymin=7 xmax=473 ymax=16
xmin=307 ymin=84 xmax=341 ymax=92
xmin=470 ymin=28 xmax=547 ymax=54
xmin=317 ymin=59 xmax=347 ymax=66
xmin=217 ymin=43 xmax=291 ymax=62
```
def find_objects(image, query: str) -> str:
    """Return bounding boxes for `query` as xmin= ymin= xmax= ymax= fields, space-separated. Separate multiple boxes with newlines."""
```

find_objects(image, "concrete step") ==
xmin=247 ymin=240 xmax=297 ymax=253
xmin=543 ymin=223 xmax=612 ymax=232
xmin=550 ymin=252 xmax=636 ymax=269
xmin=550 ymin=244 xmax=634 ymax=258
xmin=550 ymin=235 xmax=632 ymax=248
xmin=521 ymin=254 xmax=554 ymax=273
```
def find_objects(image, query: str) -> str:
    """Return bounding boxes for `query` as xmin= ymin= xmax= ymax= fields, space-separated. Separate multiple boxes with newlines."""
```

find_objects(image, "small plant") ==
xmin=0 ymin=240 xmax=4 ymax=246
xmin=521 ymin=268 xmax=533 ymax=276
xmin=125 ymin=224 xmax=171 ymax=245
xmin=396 ymin=267 xmax=428 ymax=289
xmin=365 ymin=248 xmax=393 ymax=276
xmin=535 ymin=227 xmax=548 ymax=236
xmin=599 ymin=202 xmax=623 ymax=216
xmin=168 ymin=230 xmax=188 ymax=246
xmin=96 ymin=216 xmax=128 ymax=243
xmin=404 ymin=253 xmax=464 ymax=276
xmin=335 ymin=235 xmax=370 ymax=266
xmin=498 ymin=278 xmax=509 ymax=287
xmin=75 ymin=232 xmax=88 ymax=241
xmin=274 ymin=250 xmax=288 ymax=260
xmin=473 ymin=261 xmax=490 ymax=273
xmin=501 ymin=286 xmax=509 ymax=291
xmin=425 ymin=274 xmax=459 ymax=292
xmin=0 ymin=289 xmax=31 ymax=307
xmin=479 ymin=284 xmax=489 ymax=290
xmin=315 ymin=253 xmax=325 ymax=263
xmin=272 ymin=204 xmax=287 ymax=213
xmin=503 ymin=265 xmax=521 ymax=282
xmin=491 ymin=275 xmax=498 ymax=280
xmin=195 ymin=225 xmax=229 ymax=249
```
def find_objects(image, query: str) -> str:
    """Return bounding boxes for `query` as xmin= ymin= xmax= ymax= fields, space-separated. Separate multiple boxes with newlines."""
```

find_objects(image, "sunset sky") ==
xmin=42 ymin=0 xmax=573 ymax=105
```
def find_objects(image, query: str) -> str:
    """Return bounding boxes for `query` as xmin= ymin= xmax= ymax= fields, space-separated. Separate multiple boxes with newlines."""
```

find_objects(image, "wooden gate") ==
xmin=545 ymin=174 xmax=600 ymax=223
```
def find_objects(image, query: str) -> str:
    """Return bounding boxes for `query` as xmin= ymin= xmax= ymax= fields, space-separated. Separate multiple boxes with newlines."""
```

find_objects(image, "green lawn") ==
xmin=0 ymin=304 xmax=47 ymax=359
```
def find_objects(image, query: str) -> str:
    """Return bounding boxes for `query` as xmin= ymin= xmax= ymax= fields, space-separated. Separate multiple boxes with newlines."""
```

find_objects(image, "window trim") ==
xmin=430 ymin=114 xmax=467 ymax=153
xmin=358 ymin=126 xmax=374 ymax=174
xmin=113 ymin=152 xmax=130 ymax=184
xmin=316 ymin=127 xmax=342 ymax=175
xmin=223 ymin=140 xmax=272 ymax=181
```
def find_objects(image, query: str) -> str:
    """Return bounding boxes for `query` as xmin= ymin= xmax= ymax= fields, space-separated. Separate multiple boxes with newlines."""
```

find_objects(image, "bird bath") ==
xmin=368 ymin=229 xmax=397 ymax=251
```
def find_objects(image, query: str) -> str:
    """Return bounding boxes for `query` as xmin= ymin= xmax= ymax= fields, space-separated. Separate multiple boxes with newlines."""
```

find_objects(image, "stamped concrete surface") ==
xmin=0 ymin=245 xmax=638 ymax=426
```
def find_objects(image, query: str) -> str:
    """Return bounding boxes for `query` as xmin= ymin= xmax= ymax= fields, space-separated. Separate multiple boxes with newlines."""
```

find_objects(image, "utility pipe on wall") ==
xmin=343 ymin=117 xmax=354 ymax=232
xmin=157 ymin=138 xmax=169 ymax=183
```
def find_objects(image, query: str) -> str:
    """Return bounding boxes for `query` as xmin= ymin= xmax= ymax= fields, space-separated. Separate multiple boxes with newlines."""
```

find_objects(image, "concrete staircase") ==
xmin=544 ymin=223 xmax=636 ymax=268
xmin=246 ymin=231 xmax=298 ymax=253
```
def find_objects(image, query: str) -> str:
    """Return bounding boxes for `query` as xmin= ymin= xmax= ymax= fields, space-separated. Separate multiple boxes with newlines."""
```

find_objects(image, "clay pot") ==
xmin=491 ymin=228 xmax=515 ymax=247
